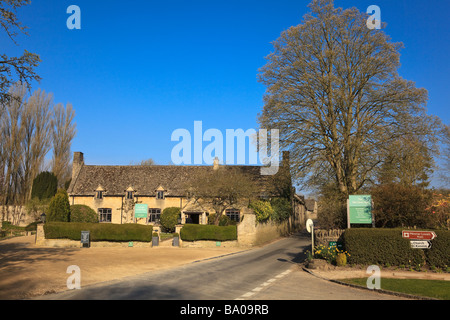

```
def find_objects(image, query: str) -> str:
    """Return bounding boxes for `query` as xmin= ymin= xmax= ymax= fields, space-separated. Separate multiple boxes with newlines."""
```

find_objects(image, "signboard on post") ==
xmin=81 ymin=231 xmax=90 ymax=248
xmin=402 ymin=230 xmax=436 ymax=250
xmin=347 ymin=195 xmax=373 ymax=227
xmin=402 ymin=231 xmax=437 ymax=241
xmin=134 ymin=204 xmax=148 ymax=219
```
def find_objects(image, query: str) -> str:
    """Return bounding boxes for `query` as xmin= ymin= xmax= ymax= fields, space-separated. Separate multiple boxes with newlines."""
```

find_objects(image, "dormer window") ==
xmin=156 ymin=185 xmax=165 ymax=200
xmin=95 ymin=185 xmax=105 ymax=200
xmin=125 ymin=187 xmax=135 ymax=200
xmin=96 ymin=191 xmax=103 ymax=199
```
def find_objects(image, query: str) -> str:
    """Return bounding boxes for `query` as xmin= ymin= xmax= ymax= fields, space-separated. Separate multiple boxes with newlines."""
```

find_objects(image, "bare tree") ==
xmin=186 ymin=167 xmax=258 ymax=225
xmin=258 ymin=0 xmax=441 ymax=197
xmin=0 ymin=82 xmax=26 ymax=209
xmin=0 ymin=0 xmax=41 ymax=104
xmin=20 ymin=89 xmax=53 ymax=201
xmin=51 ymin=103 xmax=76 ymax=187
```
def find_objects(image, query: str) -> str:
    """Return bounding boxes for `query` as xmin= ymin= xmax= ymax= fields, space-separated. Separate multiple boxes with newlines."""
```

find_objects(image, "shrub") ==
xmin=160 ymin=207 xmax=180 ymax=233
xmin=70 ymin=205 xmax=98 ymax=223
xmin=47 ymin=189 xmax=70 ymax=222
xmin=336 ymin=253 xmax=347 ymax=267
xmin=371 ymin=183 xmax=431 ymax=228
xmin=270 ymin=198 xmax=292 ymax=222
xmin=44 ymin=222 xmax=153 ymax=242
xmin=249 ymin=200 xmax=273 ymax=222
xmin=180 ymin=224 xmax=237 ymax=241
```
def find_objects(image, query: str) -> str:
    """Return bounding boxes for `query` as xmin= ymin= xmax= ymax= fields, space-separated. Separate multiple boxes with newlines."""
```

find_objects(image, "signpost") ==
xmin=402 ymin=231 xmax=437 ymax=241
xmin=410 ymin=241 xmax=432 ymax=249
xmin=402 ymin=230 xmax=436 ymax=250
xmin=347 ymin=195 xmax=373 ymax=228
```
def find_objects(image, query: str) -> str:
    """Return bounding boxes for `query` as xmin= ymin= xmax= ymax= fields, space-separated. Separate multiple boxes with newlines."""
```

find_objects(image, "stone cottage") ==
xmin=67 ymin=151 xmax=305 ymax=229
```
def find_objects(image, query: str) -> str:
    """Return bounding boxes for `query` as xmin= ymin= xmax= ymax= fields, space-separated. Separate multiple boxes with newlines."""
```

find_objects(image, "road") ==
xmin=40 ymin=232 xmax=407 ymax=300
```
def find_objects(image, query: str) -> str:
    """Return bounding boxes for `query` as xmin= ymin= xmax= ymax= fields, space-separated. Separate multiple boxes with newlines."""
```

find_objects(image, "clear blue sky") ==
xmin=3 ymin=0 xmax=449 ymax=185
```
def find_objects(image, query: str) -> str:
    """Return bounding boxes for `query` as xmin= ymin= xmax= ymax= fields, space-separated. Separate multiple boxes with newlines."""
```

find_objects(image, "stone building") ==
xmin=67 ymin=151 xmax=305 ymax=229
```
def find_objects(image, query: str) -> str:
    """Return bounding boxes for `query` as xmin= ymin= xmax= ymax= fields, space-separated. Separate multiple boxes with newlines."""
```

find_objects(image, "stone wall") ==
xmin=313 ymin=229 xmax=345 ymax=247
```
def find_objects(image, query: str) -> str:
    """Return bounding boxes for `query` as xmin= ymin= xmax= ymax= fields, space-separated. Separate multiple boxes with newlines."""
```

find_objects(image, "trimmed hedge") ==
xmin=180 ymin=224 xmax=237 ymax=241
xmin=342 ymin=228 xmax=450 ymax=268
xmin=44 ymin=222 xmax=153 ymax=242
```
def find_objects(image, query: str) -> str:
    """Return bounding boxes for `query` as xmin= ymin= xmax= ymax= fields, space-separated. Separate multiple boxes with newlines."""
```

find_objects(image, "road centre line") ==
xmin=235 ymin=269 xmax=292 ymax=300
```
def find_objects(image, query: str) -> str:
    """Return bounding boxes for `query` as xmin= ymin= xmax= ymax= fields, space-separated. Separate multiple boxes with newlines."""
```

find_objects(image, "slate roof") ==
xmin=68 ymin=164 xmax=272 ymax=197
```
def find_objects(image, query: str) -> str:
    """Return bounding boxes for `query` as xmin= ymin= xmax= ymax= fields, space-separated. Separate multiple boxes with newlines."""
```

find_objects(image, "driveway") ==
xmin=0 ymin=235 xmax=243 ymax=299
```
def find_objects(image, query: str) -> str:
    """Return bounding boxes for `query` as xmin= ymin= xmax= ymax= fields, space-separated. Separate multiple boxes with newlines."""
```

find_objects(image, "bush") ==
xmin=180 ymin=224 xmax=237 ymax=241
xmin=371 ymin=183 xmax=431 ymax=228
xmin=343 ymin=229 xmax=426 ymax=267
xmin=270 ymin=198 xmax=292 ymax=222
xmin=160 ymin=207 xmax=180 ymax=233
xmin=207 ymin=213 xmax=236 ymax=226
xmin=47 ymin=189 xmax=70 ymax=222
xmin=336 ymin=253 xmax=347 ymax=267
xmin=44 ymin=222 xmax=153 ymax=242
xmin=31 ymin=171 xmax=58 ymax=200
xmin=70 ymin=205 xmax=98 ymax=223
xmin=249 ymin=200 xmax=273 ymax=222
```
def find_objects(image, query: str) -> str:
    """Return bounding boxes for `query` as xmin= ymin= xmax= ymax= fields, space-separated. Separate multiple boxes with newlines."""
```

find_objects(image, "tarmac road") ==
xmin=40 ymin=232 xmax=408 ymax=300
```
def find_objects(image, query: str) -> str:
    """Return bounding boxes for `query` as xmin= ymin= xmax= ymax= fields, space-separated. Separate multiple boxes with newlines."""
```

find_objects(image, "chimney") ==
xmin=72 ymin=152 xmax=84 ymax=181
xmin=213 ymin=157 xmax=220 ymax=170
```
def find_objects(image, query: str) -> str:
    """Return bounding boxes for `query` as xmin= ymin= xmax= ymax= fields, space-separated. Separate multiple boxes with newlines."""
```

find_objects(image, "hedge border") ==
xmin=44 ymin=222 xmax=153 ymax=242
xmin=180 ymin=224 xmax=237 ymax=241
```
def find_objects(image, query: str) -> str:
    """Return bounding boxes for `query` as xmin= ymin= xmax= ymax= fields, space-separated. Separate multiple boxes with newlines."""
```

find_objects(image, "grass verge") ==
xmin=341 ymin=278 xmax=450 ymax=300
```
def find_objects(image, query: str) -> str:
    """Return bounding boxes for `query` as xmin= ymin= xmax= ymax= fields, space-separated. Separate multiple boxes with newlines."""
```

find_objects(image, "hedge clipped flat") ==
xmin=44 ymin=222 xmax=153 ymax=242
xmin=180 ymin=224 xmax=237 ymax=241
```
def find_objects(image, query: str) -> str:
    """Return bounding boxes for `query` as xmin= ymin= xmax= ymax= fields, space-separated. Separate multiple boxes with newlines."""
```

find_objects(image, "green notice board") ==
xmin=134 ymin=204 xmax=148 ymax=218
xmin=348 ymin=195 xmax=372 ymax=224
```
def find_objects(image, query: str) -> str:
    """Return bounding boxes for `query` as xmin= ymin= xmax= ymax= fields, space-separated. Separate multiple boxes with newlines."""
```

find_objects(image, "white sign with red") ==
xmin=402 ymin=231 xmax=437 ymax=241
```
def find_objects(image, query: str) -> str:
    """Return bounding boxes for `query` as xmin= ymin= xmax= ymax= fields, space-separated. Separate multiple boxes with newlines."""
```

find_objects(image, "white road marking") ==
xmin=235 ymin=268 xmax=293 ymax=300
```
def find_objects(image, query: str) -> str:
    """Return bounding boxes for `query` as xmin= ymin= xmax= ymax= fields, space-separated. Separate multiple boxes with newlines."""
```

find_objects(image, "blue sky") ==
xmin=3 ymin=0 xmax=449 ymax=186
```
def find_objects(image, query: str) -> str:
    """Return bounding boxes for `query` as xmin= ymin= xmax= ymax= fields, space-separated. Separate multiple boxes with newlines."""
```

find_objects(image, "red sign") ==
xmin=402 ymin=231 xmax=437 ymax=240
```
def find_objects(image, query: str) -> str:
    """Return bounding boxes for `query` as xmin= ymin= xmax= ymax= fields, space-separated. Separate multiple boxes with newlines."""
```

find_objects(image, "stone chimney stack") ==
xmin=72 ymin=152 xmax=84 ymax=181
xmin=213 ymin=157 xmax=220 ymax=170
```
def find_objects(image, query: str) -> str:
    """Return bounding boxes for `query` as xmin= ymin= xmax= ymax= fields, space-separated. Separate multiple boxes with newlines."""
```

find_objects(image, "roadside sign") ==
xmin=402 ymin=231 xmax=437 ymax=241
xmin=348 ymin=195 xmax=373 ymax=225
xmin=328 ymin=241 xmax=344 ymax=250
xmin=134 ymin=203 xmax=148 ymax=219
xmin=410 ymin=241 xmax=432 ymax=249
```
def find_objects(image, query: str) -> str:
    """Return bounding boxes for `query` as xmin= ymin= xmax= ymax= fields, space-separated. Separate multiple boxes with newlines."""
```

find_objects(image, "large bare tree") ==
xmin=258 ymin=0 xmax=441 ymax=196
xmin=51 ymin=103 xmax=76 ymax=187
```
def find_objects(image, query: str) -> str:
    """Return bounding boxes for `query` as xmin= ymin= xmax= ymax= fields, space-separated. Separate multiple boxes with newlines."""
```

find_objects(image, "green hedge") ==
xmin=180 ymin=224 xmax=237 ymax=241
xmin=342 ymin=229 xmax=450 ymax=268
xmin=44 ymin=222 xmax=153 ymax=242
